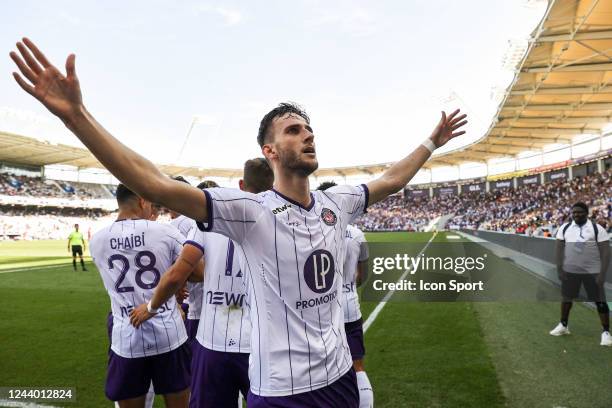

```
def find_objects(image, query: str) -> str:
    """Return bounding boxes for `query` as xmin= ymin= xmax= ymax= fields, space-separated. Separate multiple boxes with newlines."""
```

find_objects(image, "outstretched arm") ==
xmin=366 ymin=110 xmax=467 ymax=205
xmin=9 ymin=38 xmax=206 ymax=221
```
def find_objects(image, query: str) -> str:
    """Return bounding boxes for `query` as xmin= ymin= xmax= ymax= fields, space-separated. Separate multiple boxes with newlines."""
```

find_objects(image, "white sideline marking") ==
xmin=0 ymin=264 xmax=70 ymax=275
xmin=363 ymin=232 xmax=437 ymax=333
xmin=0 ymin=400 xmax=61 ymax=408
xmin=446 ymin=235 xmax=460 ymax=239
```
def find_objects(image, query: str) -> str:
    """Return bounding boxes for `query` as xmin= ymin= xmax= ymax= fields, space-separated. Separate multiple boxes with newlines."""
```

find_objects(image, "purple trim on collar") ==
xmin=272 ymin=189 xmax=316 ymax=211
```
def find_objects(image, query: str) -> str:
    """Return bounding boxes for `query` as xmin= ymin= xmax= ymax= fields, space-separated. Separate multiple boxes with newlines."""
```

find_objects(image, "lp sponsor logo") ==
xmin=304 ymin=249 xmax=335 ymax=293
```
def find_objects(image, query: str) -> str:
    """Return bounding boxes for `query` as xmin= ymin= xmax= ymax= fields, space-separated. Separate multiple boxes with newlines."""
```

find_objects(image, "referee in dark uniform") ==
xmin=550 ymin=202 xmax=611 ymax=346
xmin=67 ymin=223 xmax=87 ymax=271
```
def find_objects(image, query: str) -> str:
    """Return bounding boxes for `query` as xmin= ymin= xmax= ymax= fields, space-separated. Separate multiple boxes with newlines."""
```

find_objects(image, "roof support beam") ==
xmin=499 ymin=116 xmax=611 ymax=124
xmin=502 ymin=135 xmax=573 ymax=143
xmin=536 ymin=29 xmax=612 ymax=42
xmin=490 ymin=136 xmax=571 ymax=145
xmin=502 ymin=102 xmax=612 ymax=111
xmin=511 ymin=85 xmax=612 ymax=95
xmin=491 ymin=126 xmax=599 ymax=135
xmin=523 ymin=62 xmax=612 ymax=73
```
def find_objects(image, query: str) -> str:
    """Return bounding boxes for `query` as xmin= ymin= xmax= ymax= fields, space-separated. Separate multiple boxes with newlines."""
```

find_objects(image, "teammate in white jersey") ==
xmin=169 ymin=177 xmax=196 ymax=237
xmin=110 ymin=198 xmax=163 ymax=408
xmin=10 ymin=40 xmax=467 ymax=407
xmin=319 ymin=181 xmax=373 ymax=407
xmin=90 ymin=184 xmax=201 ymax=407
xmin=182 ymin=180 xmax=221 ymax=347
xmin=131 ymin=159 xmax=274 ymax=408
xmin=167 ymin=176 xmax=200 ymax=344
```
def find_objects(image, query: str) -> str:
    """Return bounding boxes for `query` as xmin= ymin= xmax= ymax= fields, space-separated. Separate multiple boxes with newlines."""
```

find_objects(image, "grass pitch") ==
xmin=0 ymin=233 xmax=610 ymax=407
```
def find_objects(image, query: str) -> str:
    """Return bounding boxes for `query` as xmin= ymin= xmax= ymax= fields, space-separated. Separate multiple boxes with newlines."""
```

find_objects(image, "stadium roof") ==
xmin=1 ymin=0 xmax=611 ymax=178
xmin=434 ymin=0 xmax=612 ymax=167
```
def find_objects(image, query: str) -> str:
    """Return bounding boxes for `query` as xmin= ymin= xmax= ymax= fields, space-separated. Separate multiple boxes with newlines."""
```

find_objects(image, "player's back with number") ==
xmin=90 ymin=219 xmax=187 ymax=358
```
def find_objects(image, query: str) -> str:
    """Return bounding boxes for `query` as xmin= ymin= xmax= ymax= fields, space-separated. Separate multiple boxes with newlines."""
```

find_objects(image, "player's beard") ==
xmin=278 ymin=146 xmax=319 ymax=177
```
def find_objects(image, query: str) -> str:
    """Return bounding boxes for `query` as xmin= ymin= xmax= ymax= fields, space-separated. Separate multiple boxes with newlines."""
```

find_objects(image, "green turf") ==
xmin=0 ymin=239 xmax=91 ymax=270
xmin=1 ymin=235 xmax=610 ymax=407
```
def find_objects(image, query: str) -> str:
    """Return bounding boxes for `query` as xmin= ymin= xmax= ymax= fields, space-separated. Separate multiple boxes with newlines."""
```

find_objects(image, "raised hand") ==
xmin=429 ymin=109 xmax=468 ymax=148
xmin=9 ymin=38 xmax=83 ymax=124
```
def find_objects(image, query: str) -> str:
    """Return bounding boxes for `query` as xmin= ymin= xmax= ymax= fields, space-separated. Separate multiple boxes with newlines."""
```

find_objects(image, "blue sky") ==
xmin=0 ymin=0 xmax=547 ymax=169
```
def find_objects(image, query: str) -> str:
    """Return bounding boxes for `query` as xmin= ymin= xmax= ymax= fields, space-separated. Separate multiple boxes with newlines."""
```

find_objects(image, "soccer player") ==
xmin=131 ymin=158 xmax=274 ymax=408
xmin=550 ymin=202 xmax=611 ymax=346
xmin=67 ymin=223 xmax=87 ymax=271
xmin=181 ymin=179 xmax=219 ymax=345
xmin=89 ymin=183 xmax=199 ymax=407
xmin=318 ymin=181 xmax=373 ymax=407
xmin=169 ymin=176 xmax=196 ymax=237
xmin=9 ymin=38 xmax=467 ymax=407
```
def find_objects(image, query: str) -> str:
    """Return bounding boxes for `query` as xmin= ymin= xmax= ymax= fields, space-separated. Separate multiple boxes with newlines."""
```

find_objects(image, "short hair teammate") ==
xmin=89 ymin=184 xmax=196 ymax=406
xmin=68 ymin=223 xmax=87 ymax=271
xmin=318 ymin=181 xmax=373 ymax=407
xmin=10 ymin=38 xmax=467 ymax=407
xmin=131 ymin=158 xmax=274 ymax=408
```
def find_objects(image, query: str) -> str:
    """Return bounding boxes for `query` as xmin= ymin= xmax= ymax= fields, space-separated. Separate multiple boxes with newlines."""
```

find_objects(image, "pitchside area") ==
xmin=0 ymin=232 xmax=610 ymax=407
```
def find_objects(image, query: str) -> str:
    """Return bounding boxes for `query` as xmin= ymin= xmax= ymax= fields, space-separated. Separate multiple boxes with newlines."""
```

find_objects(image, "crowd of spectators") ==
xmin=0 ymin=206 xmax=115 ymax=240
xmin=354 ymin=169 xmax=611 ymax=235
xmin=0 ymin=173 xmax=113 ymax=199
xmin=0 ymin=173 xmax=59 ymax=197
xmin=0 ymin=169 xmax=610 ymax=239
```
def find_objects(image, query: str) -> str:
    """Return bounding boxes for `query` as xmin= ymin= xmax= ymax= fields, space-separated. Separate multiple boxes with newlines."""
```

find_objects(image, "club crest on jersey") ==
xmin=303 ymin=249 xmax=335 ymax=294
xmin=321 ymin=208 xmax=337 ymax=226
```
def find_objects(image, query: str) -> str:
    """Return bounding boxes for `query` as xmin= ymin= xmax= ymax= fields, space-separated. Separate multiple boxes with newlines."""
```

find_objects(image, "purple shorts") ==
xmin=345 ymin=318 xmax=365 ymax=360
xmin=190 ymin=341 xmax=249 ymax=408
xmin=247 ymin=368 xmax=358 ymax=408
xmin=186 ymin=318 xmax=200 ymax=343
xmin=105 ymin=342 xmax=191 ymax=401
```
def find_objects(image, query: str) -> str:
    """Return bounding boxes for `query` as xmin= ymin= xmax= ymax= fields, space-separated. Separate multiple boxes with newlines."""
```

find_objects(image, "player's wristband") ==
xmin=421 ymin=138 xmax=437 ymax=154
xmin=146 ymin=300 xmax=159 ymax=314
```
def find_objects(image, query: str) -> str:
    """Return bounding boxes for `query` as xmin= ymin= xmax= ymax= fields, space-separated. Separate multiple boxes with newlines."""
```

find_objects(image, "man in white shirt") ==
xmin=9 ymin=39 xmax=467 ymax=407
xmin=550 ymin=202 xmax=611 ymax=346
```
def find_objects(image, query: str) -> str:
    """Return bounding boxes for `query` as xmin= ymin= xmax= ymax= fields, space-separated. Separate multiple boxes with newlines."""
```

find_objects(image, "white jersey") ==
xmin=342 ymin=225 xmax=368 ymax=323
xmin=186 ymin=229 xmax=250 ymax=353
xmin=90 ymin=219 xmax=188 ymax=358
xmin=198 ymin=184 xmax=369 ymax=396
xmin=169 ymin=214 xmax=194 ymax=237
xmin=169 ymin=216 xmax=203 ymax=319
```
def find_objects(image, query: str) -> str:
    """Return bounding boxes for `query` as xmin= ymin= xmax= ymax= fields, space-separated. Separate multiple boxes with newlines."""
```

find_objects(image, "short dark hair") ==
xmin=197 ymin=180 xmax=219 ymax=189
xmin=316 ymin=181 xmax=337 ymax=191
xmin=243 ymin=158 xmax=274 ymax=193
xmin=572 ymin=202 xmax=589 ymax=212
xmin=115 ymin=183 xmax=138 ymax=204
xmin=173 ymin=176 xmax=191 ymax=185
xmin=257 ymin=102 xmax=310 ymax=147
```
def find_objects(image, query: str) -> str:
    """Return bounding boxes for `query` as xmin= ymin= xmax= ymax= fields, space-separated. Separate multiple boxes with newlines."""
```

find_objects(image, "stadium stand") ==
xmin=1 ymin=161 xmax=609 ymax=239
xmin=354 ymin=167 xmax=611 ymax=234
xmin=0 ymin=172 xmax=113 ymax=199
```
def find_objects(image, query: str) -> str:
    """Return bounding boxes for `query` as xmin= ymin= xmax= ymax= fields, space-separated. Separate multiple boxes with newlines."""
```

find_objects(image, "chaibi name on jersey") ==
xmin=109 ymin=232 xmax=146 ymax=250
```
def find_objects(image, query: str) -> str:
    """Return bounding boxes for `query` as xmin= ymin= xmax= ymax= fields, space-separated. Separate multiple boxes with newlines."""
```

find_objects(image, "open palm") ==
xmin=10 ymin=38 xmax=83 ymax=122
xmin=430 ymin=109 xmax=468 ymax=148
